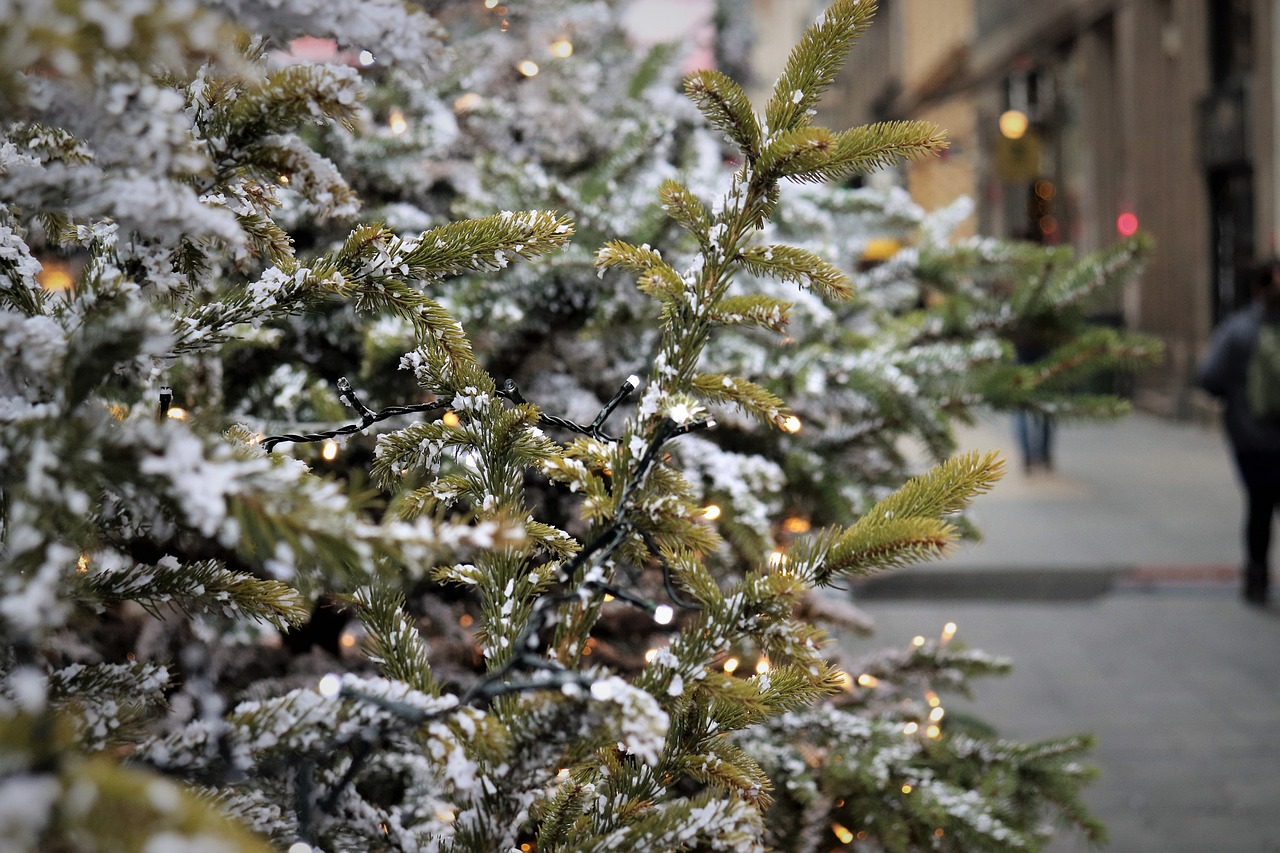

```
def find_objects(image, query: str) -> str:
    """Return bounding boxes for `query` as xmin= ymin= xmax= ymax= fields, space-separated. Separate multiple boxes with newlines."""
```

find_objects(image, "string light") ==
xmin=856 ymin=673 xmax=878 ymax=688
xmin=836 ymin=671 xmax=854 ymax=690
xmin=702 ymin=504 xmax=721 ymax=520
xmin=768 ymin=550 xmax=785 ymax=568
xmin=912 ymin=635 xmax=926 ymax=647
xmin=780 ymin=414 xmax=802 ymax=433
xmin=903 ymin=721 xmax=919 ymax=735
xmin=941 ymin=621 xmax=957 ymax=642
xmin=357 ymin=49 xmax=375 ymax=65
xmin=318 ymin=674 xmax=342 ymax=698
xmin=653 ymin=604 xmax=674 ymax=625
xmin=754 ymin=657 xmax=770 ymax=674
xmin=590 ymin=680 xmax=614 ymax=701
xmin=644 ymin=648 xmax=659 ymax=663
xmin=550 ymin=38 xmax=573 ymax=58
xmin=388 ymin=108 xmax=408 ymax=134
xmin=76 ymin=554 xmax=89 ymax=573
xmin=781 ymin=516 xmax=810 ymax=533
xmin=434 ymin=806 xmax=456 ymax=824
xmin=288 ymin=843 xmax=313 ymax=853
xmin=929 ymin=706 xmax=945 ymax=722
xmin=458 ymin=613 xmax=473 ymax=628
xmin=831 ymin=823 xmax=854 ymax=844
xmin=37 ymin=260 xmax=73 ymax=292
xmin=454 ymin=92 xmax=484 ymax=113
xmin=166 ymin=407 xmax=187 ymax=421
xmin=926 ymin=725 xmax=942 ymax=739
xmin=278 ymin=174 xmax=290 ymax=185
xmin=723 ymin=657 xmax=739 ymax=674
xmin=321 ymin=439 xmax=339 ymax=461
xmin=339 ymin=631 xmax=358 ymax=649
xmin=926 ymin=690 xmax=940 ymax=707
xmin=901 ymin=783 xmax=913 ymax=794
xmin=517 ymin=60 xmax=540 ymax=77
xmin=442 ymin=411 xmax=460 ymax=427
xmin=483 ymin=0 xmax=498 ymax=6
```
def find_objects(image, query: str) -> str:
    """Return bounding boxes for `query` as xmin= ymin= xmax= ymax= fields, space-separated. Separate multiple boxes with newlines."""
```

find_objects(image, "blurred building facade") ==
xmin=748 ymin=0 xmax=1279 ymax=416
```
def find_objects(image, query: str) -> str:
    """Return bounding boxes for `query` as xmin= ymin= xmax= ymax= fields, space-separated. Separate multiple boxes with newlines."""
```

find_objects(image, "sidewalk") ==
xmin=845 ymin=412 xmax=1280 ymax=852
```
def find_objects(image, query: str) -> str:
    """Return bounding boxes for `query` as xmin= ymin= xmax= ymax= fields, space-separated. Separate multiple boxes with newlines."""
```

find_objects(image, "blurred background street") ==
xmin=848 ymin=412 xmax=1280 ymax=852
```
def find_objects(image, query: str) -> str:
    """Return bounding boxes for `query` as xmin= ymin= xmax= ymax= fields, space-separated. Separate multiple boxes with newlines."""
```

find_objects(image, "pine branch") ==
xmin=763 ymin=0 xmax=875 ymax=136
xmin=684 ymin=69 xmax=762 ymax=158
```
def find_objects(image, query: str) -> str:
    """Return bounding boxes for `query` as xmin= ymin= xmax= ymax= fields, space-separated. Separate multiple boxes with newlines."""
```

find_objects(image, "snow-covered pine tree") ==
xmin=0 ymin=0 xmax=1149 ymax=850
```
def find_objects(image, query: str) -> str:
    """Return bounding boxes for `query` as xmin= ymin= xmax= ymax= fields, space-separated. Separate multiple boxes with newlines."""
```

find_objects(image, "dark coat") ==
xmin=1197 ymin=302 xmax=1280 ymax=457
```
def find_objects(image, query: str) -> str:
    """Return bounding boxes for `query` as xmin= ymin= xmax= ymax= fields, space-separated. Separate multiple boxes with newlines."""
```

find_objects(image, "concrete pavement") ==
xmin=845 ymin=412 xmax=1280 ymax=852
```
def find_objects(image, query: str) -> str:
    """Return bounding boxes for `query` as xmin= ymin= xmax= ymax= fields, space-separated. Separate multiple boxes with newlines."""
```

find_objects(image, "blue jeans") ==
xmin=1014 ymin=409 xmax=1053 ymax=470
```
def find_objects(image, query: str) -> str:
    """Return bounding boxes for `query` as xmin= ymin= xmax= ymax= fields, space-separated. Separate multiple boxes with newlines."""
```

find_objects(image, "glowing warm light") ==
xmin=550 ymin=38 xmax=574 ymax=58
xmin=941 ymin=621 xmax=957 ymax=642
xmin=935 ymin=828 xmax=945 ymax=839
xmin=836 ymin=671 xmax=853 ymax=690
xmin=166 ymin=407 xmax=187 ymax=421
xmin=782 ymin=517 xmax=811 ymax=534
xmin=1117 ymin=211 xmax=1139 ymax=236
xmin=556 ymin=767 xmax=570 ymax=781
xmin=521 ymin=844 xmax=532 ymax=852
xmin=590 ymin=680 xmax=614 ymax=701
xmin=857 ymin=673 xmax=878 ymax=688
xmin=653 ymin=604 xmax=674 ymax=625
xmin=702 ymin=504 xmax=721 ymax=521
xmin=929 ymin=706 xmax=945 ymax=722
xmin=287 ymin=844 xmax=313 ymax=853
xmin=901 ymin=783 xmax=914 ymax=794
xmin=321 ymin=440 xmax=339 ymax=461
xmin=435 ymin=807 xmax=456 ymax=824
xmin=723 ymin=656 xmax=740 ymax=674
xmin=442 ymin=411 xmax=461 ymax=427
xmin=459 ymin=613 xmax=474 ymax=628
xmin=780 ymin=415 xmax=802 ymax=433
xmin=998 ymin=109 xmax=1028 ymax=140
xmin=278 ymin=174 xmax=290 ymax=185
xmin=602 ymin=593 xmax=615 ymax=602
xmin=517 ymin=60 xmax=540 ymax=77
xmin=831 ymin=823 xmax=855 ymax=844
xmin=318 ymin=673 xmax=342 ymax=698
xmin=37 ymin=261 xmax=73 ymax=292
xmin=1034 ymin=179 xmax=1055 ymax=201
xmin=926 ymin=724 xmax=942 ymax=739
xmin=77 ymin=554 xmax=89 ymax=573
xmin=912 ymin=635 xmax=926 ymax=647
xmin=768 ymin=550 xmax=785 ymax=568
xmin=1039 ymin=215 xmax=1057 ymax=234
xmin=499 ymin=18 xmax=510 ymax=31
xmin=644 ymin=648 xmax=659 ymax=663
xmin=484 ymin=0 xmax=499 ymax=6
xmin=389 ymin=108 xmax=408 ymax=134
xmin=339 ymin=631 xmax=357 ymax=649
xmin=453 ymin=92 xmax=484 ymax=113
xmin=755 ymin=657 xmax=770 ymax=675
xmin=926 ymin=690 xmax=941 ymax=707
xmin=903 ymin=721 xmax=919 ymax=735
xmin=357 ymin=49 xmax=375 ymax=66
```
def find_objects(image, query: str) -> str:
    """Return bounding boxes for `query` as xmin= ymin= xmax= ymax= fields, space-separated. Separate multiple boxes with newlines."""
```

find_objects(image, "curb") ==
xmin=853 ymin=564 xmax=1240 ymax=601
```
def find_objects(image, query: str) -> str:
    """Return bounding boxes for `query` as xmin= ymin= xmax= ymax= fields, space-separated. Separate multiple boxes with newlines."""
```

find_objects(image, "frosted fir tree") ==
xmin=0 ymin=0 xmax=1144 ymax=850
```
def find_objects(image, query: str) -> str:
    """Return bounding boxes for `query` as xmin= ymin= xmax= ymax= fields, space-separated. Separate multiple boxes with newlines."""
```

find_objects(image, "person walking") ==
xmin=1197 ymin=260 xmax=1280 ymax=604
